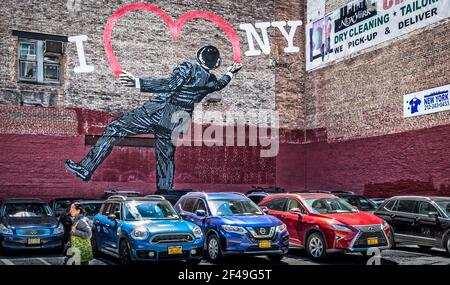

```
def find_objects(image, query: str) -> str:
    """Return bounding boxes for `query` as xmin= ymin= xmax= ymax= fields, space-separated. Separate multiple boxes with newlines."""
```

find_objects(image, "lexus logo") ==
xmin=259 ymin=228 xmax=266 ymax=235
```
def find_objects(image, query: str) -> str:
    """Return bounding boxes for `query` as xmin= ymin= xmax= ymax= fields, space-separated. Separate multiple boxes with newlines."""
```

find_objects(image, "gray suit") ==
xmin=79 ymin=60 xmax=232 ymax=191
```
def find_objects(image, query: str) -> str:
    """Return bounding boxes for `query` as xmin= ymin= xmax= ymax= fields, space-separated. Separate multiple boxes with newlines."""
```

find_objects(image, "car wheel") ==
xmin=267 ymin=254 xmax=284 ymax=263
xmin=119 ymin=239 xmax=133 ymax=266
xmin=306 ymin=232 xmax=327 ymax=261
xmin=206 ymin=234 xmax=223 ymax=263
xmin=445 ymin=236 xmax=450 ymax=255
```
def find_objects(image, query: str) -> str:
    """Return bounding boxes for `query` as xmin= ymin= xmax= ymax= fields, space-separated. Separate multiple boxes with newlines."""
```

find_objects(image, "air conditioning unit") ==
xmin=44 ymin=40 xmax=63 ymax=54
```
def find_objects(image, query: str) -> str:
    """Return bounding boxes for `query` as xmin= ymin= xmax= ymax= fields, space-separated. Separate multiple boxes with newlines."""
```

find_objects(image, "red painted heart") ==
xmin=103 ymin=2 xmax=242 ymax=77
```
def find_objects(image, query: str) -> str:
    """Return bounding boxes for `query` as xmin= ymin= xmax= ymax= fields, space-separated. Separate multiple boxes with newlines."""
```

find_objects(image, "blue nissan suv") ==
xmin=175 ymin=192 xmax=289 ymax=263
xmin=92 ymin=195 xmax=204 ymax=265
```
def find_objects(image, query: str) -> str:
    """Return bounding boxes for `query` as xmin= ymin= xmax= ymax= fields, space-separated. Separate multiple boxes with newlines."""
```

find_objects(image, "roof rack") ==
xmin=144 ymin=195 xmax=166 ymax=200
xmin=106 ymin=195 xmax=127 ymax=201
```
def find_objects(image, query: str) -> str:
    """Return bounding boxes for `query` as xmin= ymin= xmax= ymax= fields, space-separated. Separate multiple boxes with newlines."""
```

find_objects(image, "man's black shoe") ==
xmin=64 ymin=160 xmax=92 ymax=182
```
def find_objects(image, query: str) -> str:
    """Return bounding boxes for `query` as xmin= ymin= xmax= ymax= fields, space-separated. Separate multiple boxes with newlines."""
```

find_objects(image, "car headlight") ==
xmin=276 ymin=223 xmax=287 ymax=233
xmin=221 ymin=225 xmax=247 ymax=234
xmin=192 ymin=226 xmax=203 ymax=238
xmin=53 ymin=224 xmax=64 ymax=235
xmin=330 ymin=223 xmax=352 ymax=232
xmin=0 ymin=224 xmax=13 ymax=235
xmin=131 ymin=227 xmax=148 ymax=240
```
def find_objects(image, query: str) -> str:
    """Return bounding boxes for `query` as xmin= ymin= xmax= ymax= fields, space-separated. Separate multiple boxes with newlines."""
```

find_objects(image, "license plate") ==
xmin=168 ymin=246 xmax=183 ymax=255
xmin=367 ymin=237 xmax=379 ymax=245
xmin=259 ymin=241 xmax=272 ymax=248
xmin=27 ymin=238 xmax=41 ymax=245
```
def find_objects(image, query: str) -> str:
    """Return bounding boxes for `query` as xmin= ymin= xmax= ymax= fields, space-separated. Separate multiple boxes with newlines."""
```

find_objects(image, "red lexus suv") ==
xmin=259 ymin=193 xmax=392 ymax=260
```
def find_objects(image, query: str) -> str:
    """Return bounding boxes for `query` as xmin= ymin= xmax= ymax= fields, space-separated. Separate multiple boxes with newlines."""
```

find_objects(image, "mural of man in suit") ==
xmin=65 ymin=46 xmax=242 ymax=192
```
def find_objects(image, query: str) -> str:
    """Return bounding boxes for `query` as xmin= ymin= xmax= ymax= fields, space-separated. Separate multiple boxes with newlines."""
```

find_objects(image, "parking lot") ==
xmin=1 ymin=246 xmax=449 ymax=266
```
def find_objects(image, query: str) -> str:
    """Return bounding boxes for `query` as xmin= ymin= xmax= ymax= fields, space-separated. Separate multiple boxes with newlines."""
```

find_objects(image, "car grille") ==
xmin=16 ymin=229 xmax=51 ymax=236
xmin=150 ymin=233 xmax=194 ymax=244
xmin=352 ymin=225 xmax=388 ymax=248
xmin=246 ymin=227 xmax=275 ymax=239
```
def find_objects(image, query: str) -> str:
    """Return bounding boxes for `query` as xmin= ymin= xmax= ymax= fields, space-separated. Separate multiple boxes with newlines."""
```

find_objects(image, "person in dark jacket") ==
xmin=65 ymin=45 xmax=242 ymax=192
xmin=63 ymin=203 xmax=93 ymax=265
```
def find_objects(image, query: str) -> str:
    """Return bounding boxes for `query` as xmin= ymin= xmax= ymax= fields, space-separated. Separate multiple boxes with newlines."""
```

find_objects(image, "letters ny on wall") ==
xmin=306 ymin=0 xmax=450 ymax=71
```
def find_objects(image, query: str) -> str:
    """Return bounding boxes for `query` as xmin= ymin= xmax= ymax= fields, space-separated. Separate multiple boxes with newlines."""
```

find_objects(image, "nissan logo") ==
xmin=259 ymin=228 xmax=266 ymax=235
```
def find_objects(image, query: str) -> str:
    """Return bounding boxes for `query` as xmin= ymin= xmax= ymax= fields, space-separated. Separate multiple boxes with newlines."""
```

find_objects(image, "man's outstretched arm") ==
xmin=206 ymin=63 xmax=242 ymax=92
xmin=119 ymin=61 xmax=192 ymax=93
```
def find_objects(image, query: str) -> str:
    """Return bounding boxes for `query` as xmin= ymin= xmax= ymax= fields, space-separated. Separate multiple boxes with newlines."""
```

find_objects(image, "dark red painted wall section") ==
xmin=1 ymin=106 xmax=450 ymax=200
xmin=0 ymin=107 xmax=276 ymax=201
xmin=276 ymin=125 xmax=450 ymax=198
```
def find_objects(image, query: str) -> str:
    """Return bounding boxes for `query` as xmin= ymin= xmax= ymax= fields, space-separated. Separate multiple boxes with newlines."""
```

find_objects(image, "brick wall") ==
xmin=305 ymin=0 xmax=450 ymax=141
xmin=0 ymin=0 xmax=289 ymax=126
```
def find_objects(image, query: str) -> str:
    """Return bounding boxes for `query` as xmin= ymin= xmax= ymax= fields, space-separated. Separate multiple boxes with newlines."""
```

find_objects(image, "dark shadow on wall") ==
xmin=363 ymin=178 xmax=450 ymax=198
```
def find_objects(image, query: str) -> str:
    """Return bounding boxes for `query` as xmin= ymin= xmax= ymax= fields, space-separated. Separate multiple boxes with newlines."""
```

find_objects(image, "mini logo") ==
xmin=259 ymin=228 xmax=266 ymax=235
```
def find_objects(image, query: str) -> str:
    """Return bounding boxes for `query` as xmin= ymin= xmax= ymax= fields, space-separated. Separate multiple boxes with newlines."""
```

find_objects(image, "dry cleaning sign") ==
xmin=306 ymin=0 xmax=450 ymax=71
xmin=404 ymin=85 xmax=450 ymax=118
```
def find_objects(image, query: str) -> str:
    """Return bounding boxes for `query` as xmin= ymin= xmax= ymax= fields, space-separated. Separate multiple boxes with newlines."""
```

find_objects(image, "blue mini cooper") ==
xmin=92 ymin=195 xmax=204 ymax=265
xmin=175 ymin=192 xmax=289 ymax=263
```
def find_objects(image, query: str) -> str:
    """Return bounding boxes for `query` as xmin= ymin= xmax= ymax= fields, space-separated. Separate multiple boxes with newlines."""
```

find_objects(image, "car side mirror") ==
xmin=260 ymin=206 xmax=269 ymax=214
xmin=195 ymin=210 xmax=207 ymax=217
xmin=428 ymin=211 xmax=439 ymax=219
xmin=289 ymin=208 xmax=304 ymax=221
xmin=107 ymin=214 xmax=117 ymax=221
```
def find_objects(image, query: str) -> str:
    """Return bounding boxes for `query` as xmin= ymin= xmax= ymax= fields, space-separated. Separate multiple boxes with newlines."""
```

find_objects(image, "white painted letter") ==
xmin=68 ymin=35 xmax=95 ymax=73
xmin=239 ymin=22 xmax=272 ymax=56
xmin=271 ymin=21 xmax=303 ymax=53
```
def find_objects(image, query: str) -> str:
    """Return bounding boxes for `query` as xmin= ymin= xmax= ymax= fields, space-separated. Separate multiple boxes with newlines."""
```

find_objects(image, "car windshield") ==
xmin=435 ymin=201 xmax=450 ymax=217
xmin=124 ymin=201 xmax=179 ymax=220
xmin=4 ymin=203 xmax=53 ymax=217
xmin=303 ymin=198 xmax=358 ymax=214
xmin=80 ymin=203 xmax=102 ymax=217
xmin=209 ymin=199 xmax=263 ymax=216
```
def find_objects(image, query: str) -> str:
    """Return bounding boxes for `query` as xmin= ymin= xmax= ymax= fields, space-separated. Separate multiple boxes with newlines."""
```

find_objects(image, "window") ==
xmin=416 ymin=201 xmax=438 ymax=216
xmin=109 ymin=203 xmax=121 ymax=219
xmin=262 ymin=198 xmax=287 ymax=212
xmin=436 ymin=201 xmax=450 ymax=217
xmin=100 ymin=203 xmax=111 ymax=215
xmin=384 ymin=199 xmax=396 ymax=211
xmin=395 ymin=200 xmax=416 ymax=213
xmin=181 ymin=198 xmax=197 ymax=213
xmin=194 ymin=199 xmax=207 ymax=213
xmin=287 ymin=199 xmax=307 ymax=214
xmin=18 ymin=39 xmax=62 ymax=84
